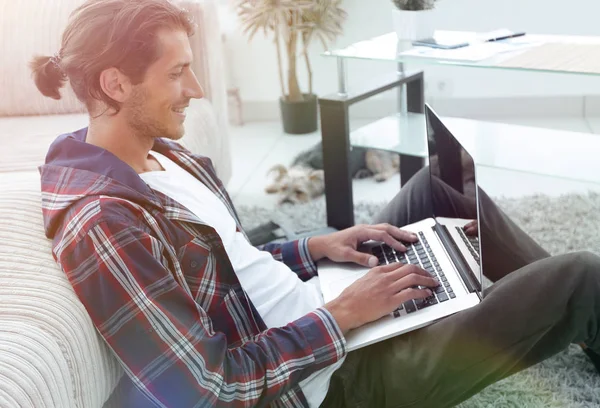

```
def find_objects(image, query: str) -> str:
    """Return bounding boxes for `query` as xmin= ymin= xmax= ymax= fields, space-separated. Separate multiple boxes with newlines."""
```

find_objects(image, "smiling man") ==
xmin=31 ymin=1 xmax=600 ymax=407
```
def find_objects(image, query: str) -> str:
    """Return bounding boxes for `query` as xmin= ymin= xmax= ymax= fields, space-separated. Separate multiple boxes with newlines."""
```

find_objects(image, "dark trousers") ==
xmin=321 ymin=167 xmax=600 ymax=408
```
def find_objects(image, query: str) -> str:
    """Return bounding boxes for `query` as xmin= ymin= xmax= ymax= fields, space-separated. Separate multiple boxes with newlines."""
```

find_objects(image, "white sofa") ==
xmin=0 ymin=1 xmax=232 ymax=406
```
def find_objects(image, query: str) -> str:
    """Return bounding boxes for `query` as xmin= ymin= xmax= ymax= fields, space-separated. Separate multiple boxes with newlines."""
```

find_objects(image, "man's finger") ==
xmin=353 ymin=226 xmax=412 ymax=252
xmin=390 ymin=263 xmax=435 ymax=280
xmin=391 ymin=273 xmax=439 ymax=293
xmin=364 ymin=229 xmax=407 ymax=253
xmin=392 ymin=287 xmax=433 ymax=305
xmin=372 ymin=223 xmax=418 ymax=243
xmin=345 ymin=248 xmax=380 ymax=267
xmin=373 ymin=261 xmax=406 ymax=273
xmin=463 ymin=220 xmax=476 ymax=230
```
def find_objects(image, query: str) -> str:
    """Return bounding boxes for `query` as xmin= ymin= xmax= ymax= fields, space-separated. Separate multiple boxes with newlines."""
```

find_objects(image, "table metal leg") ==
xmin=399 ymin=155 xmax=425 ymax=186
xmin=407 ymin=73 xmax=425 ymax=114
xmin=320 ymin=102 xmax=354 ymax=230
xmin=317 ymin=57 xmax=354 ymax=229
xmin=319 ymin=70 xmax=425 ymax=229
xmin=399 ymin=71 xmax=426 ymax=186
xmin=397 ymin=62 xmax=407 ymax=116
xmin=337 ymin=57 xmax=348 ymax=97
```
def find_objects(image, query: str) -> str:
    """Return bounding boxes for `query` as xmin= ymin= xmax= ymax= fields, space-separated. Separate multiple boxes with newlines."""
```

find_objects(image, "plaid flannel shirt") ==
xmin=39 ymin=129 xmax=346 ymax=407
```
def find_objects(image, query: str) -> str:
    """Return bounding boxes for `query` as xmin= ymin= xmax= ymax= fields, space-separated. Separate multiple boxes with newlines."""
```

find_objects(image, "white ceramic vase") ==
xmin=392 ymin=8 xmax=436 ymax=41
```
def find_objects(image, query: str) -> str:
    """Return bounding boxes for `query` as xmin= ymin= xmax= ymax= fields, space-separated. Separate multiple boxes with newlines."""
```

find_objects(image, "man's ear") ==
xmin=98 ymin=67 xmax=132 ymax=103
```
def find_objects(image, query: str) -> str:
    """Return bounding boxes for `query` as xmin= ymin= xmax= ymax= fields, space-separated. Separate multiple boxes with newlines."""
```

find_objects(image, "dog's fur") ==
xmin=265 ymin=143 xmax=400 ymax=204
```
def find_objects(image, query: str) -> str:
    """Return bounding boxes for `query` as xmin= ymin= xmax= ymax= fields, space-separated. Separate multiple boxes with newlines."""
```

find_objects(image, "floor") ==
xmin=227 ymin=116 xmax=600 ymax=209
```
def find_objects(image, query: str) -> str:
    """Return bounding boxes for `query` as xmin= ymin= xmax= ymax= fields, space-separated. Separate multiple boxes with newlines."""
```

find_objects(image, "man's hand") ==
xmin=463 ymin=220 xmax=478 ymax=237
xmin=308 ymin=224 xmax=418 ymax=267
xmin=324 ymin=263 xmax=439 ymax=333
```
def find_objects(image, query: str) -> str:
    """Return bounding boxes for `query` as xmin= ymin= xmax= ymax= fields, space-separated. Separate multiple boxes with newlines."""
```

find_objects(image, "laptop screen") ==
xmin=425 ymin=104 xmax=484 ymax=292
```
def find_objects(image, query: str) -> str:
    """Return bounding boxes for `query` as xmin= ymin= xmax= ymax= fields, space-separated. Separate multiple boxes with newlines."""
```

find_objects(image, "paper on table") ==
xmin=476 ymin=28 xmax=518 ymax=42
xmin=400 ymin=37 xmax=543 ymax=63
xmin=428 ymin=28 xmax=516 ymax=43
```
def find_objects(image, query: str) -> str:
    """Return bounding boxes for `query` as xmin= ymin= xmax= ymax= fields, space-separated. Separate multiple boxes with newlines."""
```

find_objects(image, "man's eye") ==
xmin=170 ymin=72 xmax=183 ymax=79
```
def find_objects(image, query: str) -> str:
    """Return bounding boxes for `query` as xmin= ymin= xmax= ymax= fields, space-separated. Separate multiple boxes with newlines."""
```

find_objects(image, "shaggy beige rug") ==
xmin=235 ymin=192 xmax=600 ymax=407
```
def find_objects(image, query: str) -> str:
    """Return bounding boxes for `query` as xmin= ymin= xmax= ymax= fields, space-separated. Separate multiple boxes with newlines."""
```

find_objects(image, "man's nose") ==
xmin=184 ymin=71 xmax=204 ymax=100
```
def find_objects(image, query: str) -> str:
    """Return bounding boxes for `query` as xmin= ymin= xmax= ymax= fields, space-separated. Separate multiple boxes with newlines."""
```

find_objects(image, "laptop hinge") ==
xmin=433 ymin=223 xmax=480 ymax=294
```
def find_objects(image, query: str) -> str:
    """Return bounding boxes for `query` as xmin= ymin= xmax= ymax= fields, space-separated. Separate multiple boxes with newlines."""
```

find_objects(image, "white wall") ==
xmin=220 ymin=0 xmax=600 ymax=117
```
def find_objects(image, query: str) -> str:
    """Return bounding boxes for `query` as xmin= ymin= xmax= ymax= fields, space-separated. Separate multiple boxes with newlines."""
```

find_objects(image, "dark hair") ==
xmin=30 ymin=0 xmax=195 ymax=114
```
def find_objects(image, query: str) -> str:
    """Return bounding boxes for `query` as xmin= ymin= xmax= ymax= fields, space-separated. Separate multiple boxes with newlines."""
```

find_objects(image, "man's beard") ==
xmin=125 ymin=87 xmax=184 ymax=142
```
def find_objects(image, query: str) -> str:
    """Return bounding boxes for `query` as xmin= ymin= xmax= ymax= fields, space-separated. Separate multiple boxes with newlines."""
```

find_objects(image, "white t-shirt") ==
xmin=139 ymin=151 xmax=345 ymax=407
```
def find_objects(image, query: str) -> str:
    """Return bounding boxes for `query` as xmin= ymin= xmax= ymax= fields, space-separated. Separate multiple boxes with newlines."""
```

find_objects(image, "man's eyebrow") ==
xmin=169 ymin=62 xmax=191 ymax=70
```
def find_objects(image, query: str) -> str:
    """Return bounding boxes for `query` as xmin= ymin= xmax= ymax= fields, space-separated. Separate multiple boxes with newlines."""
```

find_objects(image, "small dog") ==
xmin=265 ymin=142 xmax=400 ymax=204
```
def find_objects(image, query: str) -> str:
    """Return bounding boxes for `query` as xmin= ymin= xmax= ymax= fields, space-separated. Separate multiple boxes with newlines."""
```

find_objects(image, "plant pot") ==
xmin=279 ymin=93 xmax=318 ymax=135
xmin=392 ymin=8 xmax=436 ymax=41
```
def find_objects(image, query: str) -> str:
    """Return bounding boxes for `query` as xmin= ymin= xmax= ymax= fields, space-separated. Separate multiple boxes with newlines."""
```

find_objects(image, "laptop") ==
xmin=317 ymin=104 xmax=485 ymax=351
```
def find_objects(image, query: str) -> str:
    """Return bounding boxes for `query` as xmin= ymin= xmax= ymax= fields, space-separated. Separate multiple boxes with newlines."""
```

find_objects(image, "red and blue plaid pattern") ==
xmin=39 ymin=131 xmax=346 ymax=407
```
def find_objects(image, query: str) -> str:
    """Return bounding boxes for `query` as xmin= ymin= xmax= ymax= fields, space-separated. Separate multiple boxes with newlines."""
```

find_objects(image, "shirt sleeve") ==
xmin=58 ymin=218 xmax=345 ymax=407
xmin=256 ymin=238 xmax=318 ymax=282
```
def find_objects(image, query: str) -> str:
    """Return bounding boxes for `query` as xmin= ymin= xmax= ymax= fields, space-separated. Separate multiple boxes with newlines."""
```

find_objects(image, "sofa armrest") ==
xmin=0 ymin=172 xmax=123 ymax=408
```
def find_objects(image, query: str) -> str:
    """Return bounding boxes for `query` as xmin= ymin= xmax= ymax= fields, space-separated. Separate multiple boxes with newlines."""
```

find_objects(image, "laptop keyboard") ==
xmin=370 ymin=231 xmax=456 ymax=318
xmin=455 ymin=226 xmax=480 ymax=265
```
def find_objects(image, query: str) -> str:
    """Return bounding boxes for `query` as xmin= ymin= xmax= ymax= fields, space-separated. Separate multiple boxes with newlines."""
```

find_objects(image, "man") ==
xmin=32 ymin=0 xmax=600 ymax=407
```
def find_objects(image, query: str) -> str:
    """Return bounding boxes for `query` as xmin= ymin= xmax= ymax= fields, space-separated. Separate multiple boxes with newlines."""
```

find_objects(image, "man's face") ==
xmin=123 ymin=29 xmax=203 ymax=141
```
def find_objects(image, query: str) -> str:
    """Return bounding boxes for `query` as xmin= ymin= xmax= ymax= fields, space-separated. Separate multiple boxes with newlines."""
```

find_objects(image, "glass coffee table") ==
xmin=318 ymin=31 xmax=600 ymax=229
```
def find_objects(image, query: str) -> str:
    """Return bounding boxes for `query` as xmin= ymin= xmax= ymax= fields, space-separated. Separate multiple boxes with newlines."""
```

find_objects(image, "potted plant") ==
xmin=391 ymin=0 xmax=438 ymax=41
xmin=234 ymin=0 xmax=347 ymax=134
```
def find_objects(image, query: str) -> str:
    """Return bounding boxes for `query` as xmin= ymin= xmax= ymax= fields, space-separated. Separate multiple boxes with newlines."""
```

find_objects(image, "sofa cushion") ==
xmin=0 ymin=98 xmax=231 ymax=185
xmin=0 ymin=113 xmax=89 ymax=174
xmin=0 ymin=0 xmax=87 ymax=116
xmin=0 ymin=172 xmax=123 ymax=407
